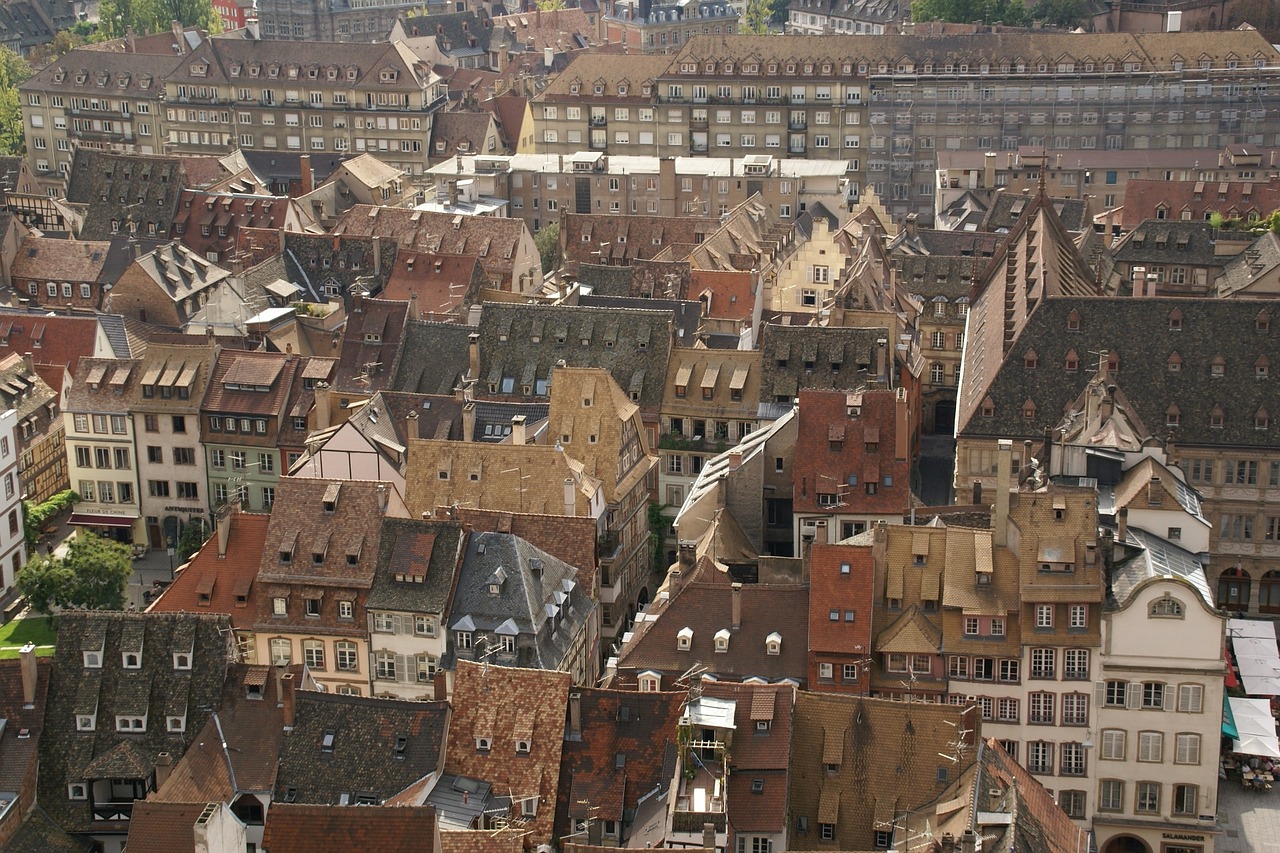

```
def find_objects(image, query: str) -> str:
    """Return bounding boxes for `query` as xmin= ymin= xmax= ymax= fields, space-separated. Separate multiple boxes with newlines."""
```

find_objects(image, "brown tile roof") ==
xmin=0 ymin=657 xmax=50 ymax=813
xmin=172 ymin=190 xmax=299 ymax=260
xmin=332 ymin=295 xmax=410 ymax=395
xmin=538 ymin=53 xmax=671 ymax=100
xmin=616 ymin=581 xmax=809 ymax=684
xmin=11 ymin=236 xmax=112 ymax=284
xmin=154 ymin=664 xmax=305 ymax=802
xmin=148 ymin=511 xmax=270 ymax=630
xmin=484 ymin=94 xmax=529 ymax=153
xmin=445 ymin=660 xmax=572 ymax=845
xmin=1120 ymin=176 xmax=1280 ymax=231
xmin=381 ymin=251 xmax=485 ymax=320
xmin=793 ymin=389 xmax=910 ymax=516
xmin=689 ymin=270 xmax=755 ymax=322
xmin=788 ymin=692 xmax=978 ymax=851
xmin=262 ymin=803 xmax=437 ymax=852
xmin=492 ymin=8 xmax=598 ymax=52
xmin=123 ymin=801 xmax=207 ymax=853
xmin=557 ymin=688 xmax=685 ymax=835
xmin=561 ymin=212 xmax=720 ymax=274
xmin=64 ymin=357 xmax=144 ymax=414
xmin=202 ymin=348 xmax=298 ymax=416
xmin=0 ymin=310 xmax=102 ymax=377
xmin=440 ymin=829 xmax=526 ymax=853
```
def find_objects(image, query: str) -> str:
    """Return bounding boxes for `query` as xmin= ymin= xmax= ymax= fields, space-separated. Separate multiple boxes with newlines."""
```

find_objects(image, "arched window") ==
xmin=1149 ymin=596 xmax=1184 ymax=618
xmin=1217 ymin=567 xmax=1250 ymax=609
xmin=1260 ymin=571 xmax=1280 ymax=615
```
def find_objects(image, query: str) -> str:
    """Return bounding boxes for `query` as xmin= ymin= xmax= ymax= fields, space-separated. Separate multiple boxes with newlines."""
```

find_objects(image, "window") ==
xmin=1138 ymin=731 xmax=1163 ymax=762
xmin=1174 ymin=733 xmax=1201 ymax=764
xmin=1029 ymin=692 xmax=1054 ymax=724
xmin=336 ymin=641 xmax=357 ymax=671
xmin=820 ymin=825 xmax=835 ymax=842
xmin=1058 ymin=790 xmax=1085 ymax=819
xmin=1135 ymin=782 xmax=1159 ymax=813
xmin=1099 ymin=779 xmax=1123 ymax=812
xmin=1031 ymin=648 xmax=1056 ymax=679
xmin=270 ymin=638 xmax=291 ymax=665
xmin=1028 ymin=741 xmax=1053 ymax=774
xmin=273 ymin=597 xmax=287 ymax=615
xmin=1173 ymin=784 xmax=1198 ymax=816
xmin=1062 ymin=693 xmax=1088 ymax=726
xmin=303 ymin=640 xmax=325 ymax=669
xmin=1104 ymin=680 xmax=1127 ymax=707
xmin=818 ymin=662 xmax=833 ymax=680
xmin=1177 ymin=683 xmax=1203 ymax=713
xmin=1142 ymin=682 xmax=1165 ymax=709
xmin=1064 ymin=649 xmax=1089 ymax=680
xmin=457 ymin=631 xmax=473 ymax=650
xmin=376 ymin=652 xmax=396 ymax=680
xmin=1068 ymin=604 xmax=1087 ymax=628
xmin=1149 ymin=596 xmax=1183 ymax=617
xmin=1100 ymin=729 xmax=1126 ymax=760
xmin=1035 ymin=605 xmax=1053 ymax=628
xmin=999 ymin=659 xmax=1019 ymax=681
xmin=997 ymin=697 xmax=1019 ymax=722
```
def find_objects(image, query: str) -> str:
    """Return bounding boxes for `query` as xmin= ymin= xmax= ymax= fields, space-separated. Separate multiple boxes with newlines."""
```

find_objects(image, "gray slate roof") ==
xmin=956 ymin=296 xmax=1280 ymax=449
xmin=64 ymin=152 xmax=187 ymax=241
xmin=475 ymin=303 xmax=672 ymax=411
xmin=366 ymin=518 xmax=465 ymax=613
xmin=1109 ymin=525 xmax=1213 ymax=609
xmin=1218 ymin=231 xmax=1280 ymax=298
xmin=757 ymin=323 xmax=889 ymax=403
xmin=391 ymin=320 xmax=478 ymax=396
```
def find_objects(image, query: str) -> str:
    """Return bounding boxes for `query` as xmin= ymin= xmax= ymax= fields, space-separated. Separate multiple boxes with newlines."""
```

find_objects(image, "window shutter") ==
xmin=395 ymin=654 xmax=410 ymax=683
xmin=1162 ymin=685 xmax=1173 ymax=711
xmin=1126 ymin=682 xmax=1142 ymax=709
xmin=1094 ymin=681 xmax=1105 ymax=707
xmin=806 ymin=265 xmax=813 ymax=283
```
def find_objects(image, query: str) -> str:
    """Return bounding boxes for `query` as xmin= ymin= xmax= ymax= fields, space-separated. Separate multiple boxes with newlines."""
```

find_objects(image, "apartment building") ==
xmin=0 ymin=409 xmax=24 ymax=597
xmin=601 ymin=0 xmax=738 ymax=54
xmin=253 ymin=478 xmax=409 ymax=695
xmin=129 ymin=342 xmax=218 ymax=551
xmin=163 ymin=35 xmax=447 ymax=176
xmin=254 ymin=0 xmax=436 ymax=41
xmin=530 ymin=29 xmax=1280 ymax=222
xmin=427 ymin=152 xmax=855 ymax=234
xmin=786 ymin=0 xmax=899 ymax=34
xmin=0 ymin=353 xmax=64 ymax=506
xmin=18 ymin=46 xmax=182 ymax=194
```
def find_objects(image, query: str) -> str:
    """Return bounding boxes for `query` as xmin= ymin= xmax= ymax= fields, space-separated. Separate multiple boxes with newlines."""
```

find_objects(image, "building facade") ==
xmin=63 ymin=358 xmax=144 ymax=544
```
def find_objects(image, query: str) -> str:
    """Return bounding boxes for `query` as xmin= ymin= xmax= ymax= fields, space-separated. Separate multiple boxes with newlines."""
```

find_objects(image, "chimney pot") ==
xmin=155 ymin=752 xmax=174 ymax=790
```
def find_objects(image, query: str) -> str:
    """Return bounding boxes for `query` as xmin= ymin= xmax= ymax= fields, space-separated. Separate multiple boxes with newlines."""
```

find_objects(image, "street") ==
xmin=916 ymin=435 xmax=957 ymax=508
xmin=42 ymin=516 xmax=183 ymax=610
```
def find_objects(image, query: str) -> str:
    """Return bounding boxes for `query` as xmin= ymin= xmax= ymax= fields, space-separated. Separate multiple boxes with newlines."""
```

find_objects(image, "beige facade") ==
xmin=163 ymin=36 xmax=446 ymax=176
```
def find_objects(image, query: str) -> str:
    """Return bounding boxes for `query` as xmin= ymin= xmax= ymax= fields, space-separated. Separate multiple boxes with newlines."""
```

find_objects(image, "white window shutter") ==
xmin=1127 ymin=682 xmax=1141 ymax=709
xmin=1093 ymin=681 xmax=1105 ymax=707
xmin=1162 ymin=685 xmax=1173 ymax=711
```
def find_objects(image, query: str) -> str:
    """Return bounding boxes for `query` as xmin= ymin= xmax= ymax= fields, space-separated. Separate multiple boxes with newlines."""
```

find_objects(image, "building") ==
xmin=0 ymin=353 xmax=63 ymax=507
xmin=163 ymin=35 xmax=448 ymax=177
xmin=211 ymin=0 xmax=252 ymax=31
xmin=262 ymin=804 xmax=438 ymax=852
xmin=171 ymin=190 xmax=314 ymax=265
xmin=786 ymin=0 xmax=899 ymax=34
xmin=0 ymin=408 xmax=25 ymax=597
xmin=9 ymin=236 xmax=114 ymax=311
xmin=35 ymin=611 xmax=235 ymax=853
xmin=330 ymin=292 xmax=410 ymax=403
xmin=447 ymin=530 xmax=598 ymax=685
xmin=106 ymin=242 xmax=235 ymax=330
xmin=807 ymin=542 xmax=874 ymax=694
xmin=600 ymin=0 xmax=738 ymax=54
xmin=254 ymin=0 xmax=441 ymax=42
xmin=527 ymin=30 xmax=1280 ymax=222
xmin=130 ymin=342 xmax=219 ymax=548
xmin=0 ymin=650 xmax=50 ymax=850
xmin=62 ymin=152 xmax=190 ymax=241
xmin=252 ymin=477 xmax=409 ymax=694
xmin=62 ymin=358 xmax=144 ymax=544
xmin=365 ymin=518 xmax=465 ymax=701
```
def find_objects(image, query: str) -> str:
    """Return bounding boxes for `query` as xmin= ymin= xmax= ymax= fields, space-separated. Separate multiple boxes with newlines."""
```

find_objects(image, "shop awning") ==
xmin=1228 ymin=697 xmax=1280 ymax=758
xmin=68 ymin=513 xmax=136 ymax=528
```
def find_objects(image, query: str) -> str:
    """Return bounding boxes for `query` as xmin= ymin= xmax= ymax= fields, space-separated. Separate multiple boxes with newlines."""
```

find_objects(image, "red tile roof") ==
xmin=202 ymin=348 xmax=298 ymax=416
xmin=690 ymin=269 xmax=755 ymax=322
xmin=173 ymin=190 xmax=297 ymax=261
xmin=0 ymin=312 xmax=101 ymax=378
xmin=445 ymin=660 xmax=571 ymax=846
xmin=123 ymin=802 xmax=206 ymax=853
xmin=147 ymin=511 xmax=270 ymax=629
xmin=807 ymin=544 xmax=875 ymax=655
xmin=381 ymin=251 xmax=483 ymax=321
xmin=332 ymin=295 xmax=409 ymax=395
xmin=262 ymin=804 xmax=436 ymax=852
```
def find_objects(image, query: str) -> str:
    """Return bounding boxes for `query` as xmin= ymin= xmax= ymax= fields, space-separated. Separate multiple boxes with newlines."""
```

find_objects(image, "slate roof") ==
xmin=985 ymin=194 xmax=1090 ymax=233
xmin=1109 ymin=525 xmax=1213 ymax=609
xmin=263 ymin=803 xmax=437 ymax=852
xmin=579 ymin=295 xmax=702 ymax=346
xmin=366 ymin=517 xmax=465 ymax=613
xmin=430 ymin=112 xmax=497 ymax=159
xmin=147 ymin=512 xmax=271 ymax=629
xmin=788 ymin=692 xmax=975 ymax=851
xmin=449 ymin=531 xmax=594 ymax=671
xmin=893 ymin=254 xmax=977 ymax=302
xmin=956 ymin=296 xmax=1280 ymax=448
xmin=1 ymin=808 xmax=91 ymax=853
xmin=1218 ymin=231 xmax=1280 ymax=298
xmin=1111 ymin=219 xmax=1222 ymax=271
xmin=887 ymin=227 xmax=1001 ymax=259
xmin=392 ymin=320 xmax=478 ymax=395
xmin=475 ymin=303 xmax=673 ymax=411
xmin=333 ymin=295 xmax=409 ymax=395
xmin=757 ymin=323 xmax=889 ymax=404
xmin=616 ymin=581 xmax=809 ymax=683
xmin=276 ymin=231 xmax=398 ymax=304
xmin=444 ymin=660 xmax=571 ymax=845
xmin=0 ymin=352 xmax=57 ymax=425
xmin=170 ymin=35 xmax=437 ymax=90
xmin=557 ymin=688 xmax=685 ymax=835
xmin=63 ymin=151 xmax=188 ymax=241
xmin=273 ymin=691 xmax=449 ymax=805
xmin=38 ymin=611 xmax=233 ymax=834
xmin=11 ymin=236 xmax=112 ymax=285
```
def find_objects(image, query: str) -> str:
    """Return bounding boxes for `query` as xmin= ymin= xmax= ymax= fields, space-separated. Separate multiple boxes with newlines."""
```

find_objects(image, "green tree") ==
xmin=912 ymin=0 xmax=1028 ymax=25
xmin=535 ymin=0 xmax=566 ymax=9
xmin=98 ymin=0 xmax=220 ymax=39
xmin=742 ymin=0 xmax=772 ymax=34
xmin=22 ymin=489 xmax=79 ymax=550
xmin=16 ymin=531 xmax=132 ymax=613
xmin=535 ymin=221 xmax=560 ymax=274
xmin=1031 ymin=0 xmax=1085 ymax=27
xmin=175 ymin=520 xmax=209 ymax=563
xmin=0 ymin=46 xmax=32 ymax=156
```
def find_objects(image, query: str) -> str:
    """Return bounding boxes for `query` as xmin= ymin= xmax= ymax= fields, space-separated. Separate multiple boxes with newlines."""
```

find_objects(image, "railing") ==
xmin=597 ymin=531 xmax=622 ymax=559
xmin=92 ymin=802 xmax=133 ymax=821
xmin=673 ymin=812 xmax=726 ymax=833
xmin=589 ymin=115 xmax=607 ymax=126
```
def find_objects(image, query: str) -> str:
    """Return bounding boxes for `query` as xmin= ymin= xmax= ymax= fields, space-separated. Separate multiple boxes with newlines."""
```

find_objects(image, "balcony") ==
xmin=672 ymin=754 xmax=726 ymax=834
xmin=91 ymin=801 xmax=134 ymax=821
xmin=598 ymin=530 xmax=622 ymax=560
xmin=589 ymin=115 xmax=607 ymax=126
xmin=689 ymin=115 xmax=708 ymax=128
xmin=788 ymin=117 xmax=807 ymax=130
xmin=599 ymin=564 xmax=624 ymax=603
xmin=690 ymin=143 xmax=709 ymax=153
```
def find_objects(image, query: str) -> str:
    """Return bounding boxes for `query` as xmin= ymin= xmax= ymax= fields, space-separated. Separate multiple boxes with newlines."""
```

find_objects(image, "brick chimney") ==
xmin=461 ymin=402 xmax=476 ymax=442
xmin=702 ymin=823 xmax=716 ymax=851
xmin=730 ymin=582 xmax=742 ymax=630
xmin=1117 ymin=506 xmax=1129 ymax=542
xmin=894 ymin=386 xmax=909 ymax=461
xmin=994 ymin=439 xmax=1012 ymax=547
xmin=563 ymin=477 xmax=576 ymax=517
xmin=216 ymin=505 xmax=234 ymax=558
xmin=19 ymin=643 xmax=37 ymax=708
xmin=155 ymin=752 xmax=174 ymax=790
xmin=406 ymin=409 xmax=419 ymax=442
xmin=299 ymin=154 xmax=314 ymax=194
xmin=727 ymin=449 xmax=743 ymax=472
xmin=568 ymin=692 xmax=581 ymax=736
xmin=511 ymin=414 xmax=526 ymax=445
xmin=279 ymin=671 xmax=296 ymax=729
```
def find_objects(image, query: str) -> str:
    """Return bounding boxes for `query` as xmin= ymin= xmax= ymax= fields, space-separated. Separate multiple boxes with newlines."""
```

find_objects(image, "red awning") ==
xmin=1227 ymin=646 xmax=1241 ymax=689
xmin=68 ymin=513 xmax=136 ymax=529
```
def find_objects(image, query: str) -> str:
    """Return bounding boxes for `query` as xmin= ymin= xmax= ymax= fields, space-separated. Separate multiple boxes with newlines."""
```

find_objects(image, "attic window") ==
xmin=1165 ymin=405 xmax=1180 ymax=427
xmin=394 ymin=736 xmax=408 ymax=758
xmin=980 ymin=398 xmax=994 ymax=418
xmin=766 ymin=632 xmax=781 ymax=655
xmin=321 ymin=730 xmax=336 ymax=752
xmin=1256 ymin=408 xmax=1270 ymax=430
xmin=1210 ymin=405 xmax=1225 ymax=428
xmin=713 ymin=629 xmax=730 ymax=652
xmin=1167 ymin=352 xmax=1182 ymax=373
xmin=173 ymin=653 xmax=191 ymax=670
xmin=1064 ymin=349 xmax=1079 ymax=371
xmin=751 ymin=779 xmax=765 ymax=793
xmin=476 ymin=737 xmax=491 ymax=752
xmin=1066 ymin=310 xmax=1080 ymax=331
xmin=1022 ymin=400 xmax=1037 ymax=420
xmin=1257 ymin=356 xmax=1270 ymax=378
xmin=516 ymin=739 xmax=531 ymax=754
xmin=1211 ymin=355 xmax=1225 ymax=378
xmin=676 ymin=626 xmax=693 ymax=651
xmin=1257 ymin=311 xmax=1271 ymax=332
xmin=123 ymin=653 xmax=140 ymax=669
xmin=1168 ymin=309 xmax=1182 ymax=330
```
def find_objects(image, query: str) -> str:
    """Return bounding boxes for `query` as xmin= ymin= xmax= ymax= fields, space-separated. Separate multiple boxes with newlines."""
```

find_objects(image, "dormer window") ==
xmin=1211 ymin=355 xmax=1225 ymax=378
xmin=676 ymin=626 xmax=693 ymax=651
xmin=1066 ymin=310 xmax=1080 ymax=331
xmin=173 ymin=652 xmax=191 ymax=670
xmin=77 ymin=715 xmax=95 ymax=731
xmin=1210 ymin=405 xmax=1225 ymax=428
xmin=83 ymin=650 xmax=102 ymax=669
xmin=116 ymin=715 xmax=146 ymax=732
xmin=167 ymin=715 xmax=186 ymax=732
xmin=1149 ymin=596 xmax=1184 ymax=618
xmin=766 ymin=631 xmax=781 ymax=655
xmin=1166 ymin=405 xmax=1180 ymax=427
xmin=123 ymin=653 xmax=140 ymax=669
xmin=1257 ymin=356 xmax=1270 ymax=379
xmin=516 ymin=739 xmax=531 ymax=754
xmin=1167 ymin=352 xmax=1182 ymax=373
xmin=714 ymin=628 xmax=730 ymax=652
xmin=1168 ymin=309 xmax=1182 ymax=330
xmin=476 ymin=736 xmax=491 ymax=752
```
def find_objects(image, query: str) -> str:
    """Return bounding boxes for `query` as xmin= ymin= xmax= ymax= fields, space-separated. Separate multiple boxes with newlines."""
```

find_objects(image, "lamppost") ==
xmin=166 ymin=535 xmax=175 ymax=580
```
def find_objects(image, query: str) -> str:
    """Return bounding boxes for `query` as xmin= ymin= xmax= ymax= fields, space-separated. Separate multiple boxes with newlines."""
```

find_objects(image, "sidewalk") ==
xmin=1218 ymin=772 xmax=1280 ymax=853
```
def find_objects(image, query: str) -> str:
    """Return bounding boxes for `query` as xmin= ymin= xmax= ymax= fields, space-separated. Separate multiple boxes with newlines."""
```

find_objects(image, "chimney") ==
xmin=961 ymin=830 xmax=977 ymax=853
xmin=279 ymin=671 xmax=297 ymax=729
xmin=377 ymin=483 xmax=389 ymax=513
xmin=894 ymin=387 xmax=909 ymax=461
xmin=1098 ymin=385 xmax=1114 ymax=422
xmin=1148 ymin=475 xmax=1163 ymax=505
xmin=983 ymin=150 xmax=997 ymax=188
xmin=408 ymin=290 xmax=419 ymax=321
xmin=21 ymin=351 xmax=33 ymax=375
xmin=468 ymin=333 xmax=480 ymax=384
xmin=940 ymin=834 xmax=957 ymax=853
xmin=1116 ymin=506 xmax=1129 ymax=542
xmin=129 ymin=238 xmax=141 ymax=260
xmin=462 ymin=402 xmax=476 ymax=441
xmin=727 ymin=449 xmax=743 ymax=471
xmin=352 ymin=287 xmax=365 ymax=314
xmin=972 ymin=480 xmax=982 ymax=505
xmin=314 ymin=382 xmax=331 ymax=431
xmin=905 ymin=212 xmax=918 ymax=239
xmin=155 ymin=752 xmax=174 ymax=790
xmin=510 ymin=414 xmax=527 ymax=445
xmin=730 ymin=582 xmax=742 ymax=630
xmin=216 ymin=505 xmax=233 ymax=558
xmin=125 ymin=25 xmax=136 ymax=52
xmin=563 ymin=478 xmax=576 ymax=516
xmin=544 ymin=46 xmax=554 ymax=68
xmin=568 ymin=692 xmax=582 ymax=736
xmin=1097 ymin=349 xmax=1110 ymax=384
xmin=372 ymin=235 xmax=382 ymax=277
xmin=702 ymin=824 xmax=717 ymax=851
xmin=405 ymin=409 xmax=420 ymax=444
xmin=447 ymin=180 xmax=459 ymax=208
xmin=875 ymin=338 xmax=888 ymax=382
xmin=170 ymin=19 xmax=185 ymax=53
xmin=994 ymin=439 xmax=1012 ymax=547
xmin=299 ymin=154 xmax=314 ymax=194
xmin=19 ymin=643 xmax=37 ymax=708
xmin=433 ymin=668 xmax=449 ymax=701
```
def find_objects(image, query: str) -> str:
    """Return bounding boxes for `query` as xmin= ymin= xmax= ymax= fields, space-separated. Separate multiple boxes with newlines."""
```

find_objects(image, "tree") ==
xmin=535 ymin=222 xmax=560 ymax=274
xmin=0 ymin=46 xmax=32 ymax=156
xmin=22 ymin=489 xmax=79 ymax=550
xmin=98 ymin=0 xmax=220 ymax=40
xmin=742 ymin=0 xmax=772 ymax=33
xmin=176 ymin=520 xmax=209 ymax=563
xmin=911 ymin=0 xmax=1029 ymax=26
xmin=15 ymin=531 xmax=132 ymax=613
xmin=1031 ymin=0 xmax=1086 ymax=27
xmin=536 ymin=0 xmax=567 ymax=9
